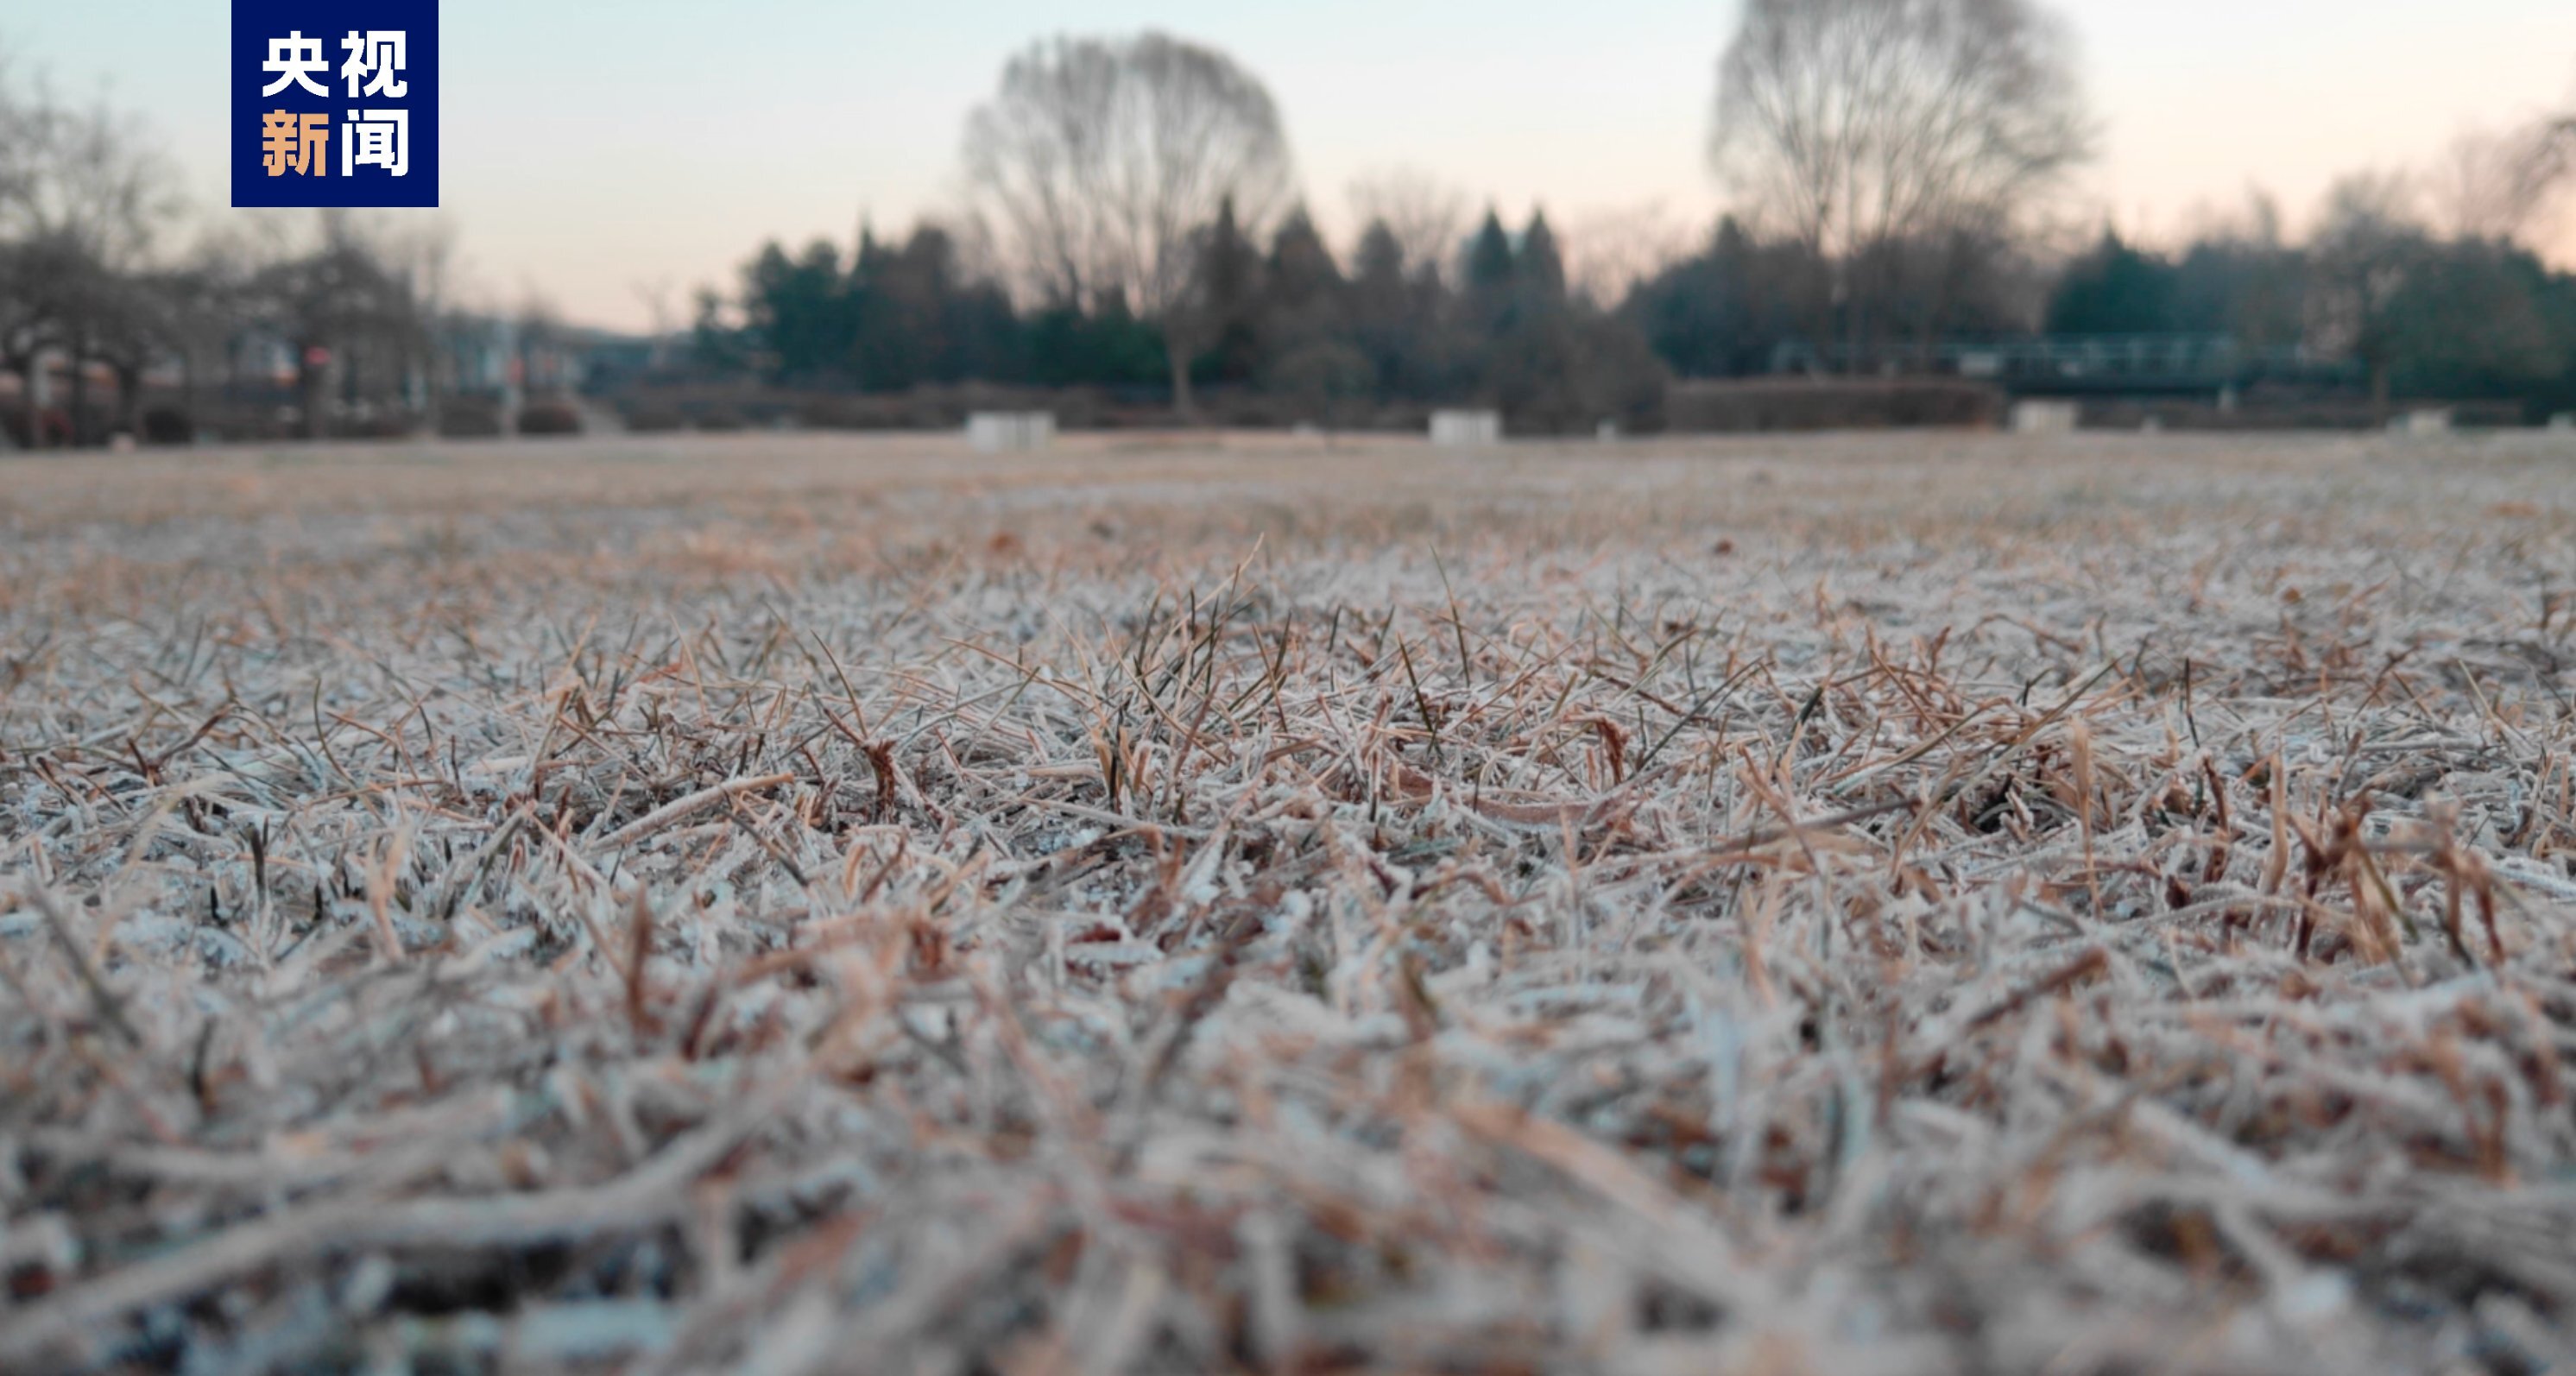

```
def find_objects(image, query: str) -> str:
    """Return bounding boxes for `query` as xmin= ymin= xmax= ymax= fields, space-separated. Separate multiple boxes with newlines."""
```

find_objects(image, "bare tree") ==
xmin=2306 ymin=171 xmax=2428 ymax=421
xmin=1344 ymin=167 xmax=1471 ymax=282
xmin=378 ymin=215 xmax=458 ymax=412
xmin=515 ymin=291 xmax=569 ymax=401
xmin=0 ymin=58 xmax=48 ymax=445
xmin=155 ymin=235 xmax=253 ymax=436
xmin=1708 ymin=0 xmax=2093 ymax=366
xmin=1560 ymin=202 xmax=1695 ymax=308
xmin=630 ymin=275 xmax=679 ymax=369
xmin=15 ymin=98 xmax=180 ymax=442
xmin=962 ymin=31 xmax=1294 ymax=413
xmin=2429 ymin=119 xmax=2576 ymax=244
xmin=0 ymin=237 xmax=66 ymax=446
xmin=248 ymin=211 xmax=426 ymax=438
xmin=0 ymin=56 xmax=181 ymax=445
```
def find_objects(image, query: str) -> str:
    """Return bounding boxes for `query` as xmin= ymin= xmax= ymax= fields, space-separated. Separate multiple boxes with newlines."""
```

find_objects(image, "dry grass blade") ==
xmin=3 ymin=429 xmax=2574 ymax=1373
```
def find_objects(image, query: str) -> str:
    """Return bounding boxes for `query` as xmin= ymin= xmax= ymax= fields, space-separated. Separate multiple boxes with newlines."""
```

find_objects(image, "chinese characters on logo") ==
xmin=341 ymin=31 xmax=407 ymax=98
xmin=257 ymin=28 xmax=412 ymax=181
xmin=259 ymin=110 xmax=330 ymax=176
xmin=233 ymin=0 xmax=436 ymax=207
xmin=259 ymin=30 xmax=330 ymax=97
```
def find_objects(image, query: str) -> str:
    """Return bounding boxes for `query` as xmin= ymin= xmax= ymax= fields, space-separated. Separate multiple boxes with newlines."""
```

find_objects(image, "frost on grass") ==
xmin=3 ymin=432 xmax=2576 ymax=1373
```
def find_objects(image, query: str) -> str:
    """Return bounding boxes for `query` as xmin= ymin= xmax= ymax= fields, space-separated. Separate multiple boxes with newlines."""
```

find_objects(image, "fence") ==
xmin=966 ymin=412 xmax=1056 ymax=452
xmin=1430 ymin=410 xmax=1503 ymax=446
xmin=2009 ymin=401 xmax=2080 ymax=435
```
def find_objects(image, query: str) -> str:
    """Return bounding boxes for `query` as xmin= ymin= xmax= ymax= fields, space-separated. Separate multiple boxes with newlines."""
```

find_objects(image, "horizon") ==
xmin=12 ymin=0 xmax=2574 ymax=331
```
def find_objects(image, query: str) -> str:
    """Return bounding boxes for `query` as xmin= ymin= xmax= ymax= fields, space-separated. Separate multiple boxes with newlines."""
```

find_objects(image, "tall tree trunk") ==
xmin=299 ymin=350 xmax=325 ymax=439
xmin=115 ymin=363 xmax=142 ymax=438
xmin=7 ymin=361 xmax=33 ymax=451
xmin=68 ymin=333 xmax=90 ymax=448
xmin=1165 ymin=328 xmax=1196 ymax=419
xmin=179 ymin=348 xmax=198 ymax=442
xmin=1916 ymin=234 xmax=1962 ymax=369
xmin=1806 ymin=245 xmax=1834 ymax=376
xmin=1848 ymin=269 xmax=1871 ymax=377
xmin=425 ymin=337 xmax=445 ymax=437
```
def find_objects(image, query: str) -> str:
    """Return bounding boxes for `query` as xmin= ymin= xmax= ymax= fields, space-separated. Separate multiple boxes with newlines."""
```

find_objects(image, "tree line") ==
xmin=3 ymin=2 xmax=2573 ymax=447
xmin=690 ymin=199 xmax=1665 ymax=432
xmin=2039 ymin=182 xmax=2576 ymax=417
xmin=0 ymin=55 xmax=570 ymax=447
xmin=689 ymin=7 xmax=2575 ymax=428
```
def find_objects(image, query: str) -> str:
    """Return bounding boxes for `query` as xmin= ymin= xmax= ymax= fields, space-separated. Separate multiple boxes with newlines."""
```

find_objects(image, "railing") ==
xmin=1773 ymin=335 xmax=2362 ymax=395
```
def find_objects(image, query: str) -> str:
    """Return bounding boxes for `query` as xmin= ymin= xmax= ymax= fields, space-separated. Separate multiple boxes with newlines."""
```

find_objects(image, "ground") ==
xmin=3 ymin=429 xmax=2575 ymax=1373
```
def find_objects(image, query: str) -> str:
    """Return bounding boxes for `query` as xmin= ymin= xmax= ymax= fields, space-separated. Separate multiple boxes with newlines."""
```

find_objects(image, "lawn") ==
xmin=4 ymin=428 xmax=2575 ymax=1373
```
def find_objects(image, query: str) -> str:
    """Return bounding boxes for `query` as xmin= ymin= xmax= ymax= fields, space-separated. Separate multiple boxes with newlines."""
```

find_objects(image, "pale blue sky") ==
xmin=13 ymin=2 xmax=2574 ymax=329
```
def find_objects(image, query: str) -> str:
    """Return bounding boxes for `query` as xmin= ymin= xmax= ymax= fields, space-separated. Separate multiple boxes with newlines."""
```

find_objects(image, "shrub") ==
xmin=437 ymin=401 xmax=507 ymax=439
xmin=141 ymin=407 xmax=195 ymax=446
xmin=1 ymin=407 xmax=73 ymax=449
xmin=328 ymin=413 xmax=418 ymax=440
xmin=2071 ymin=394 xmax=2528 ymax=432
xmin=1265 ymin=343 xmax=1377 ymax=428
xmin=798 ymin=395 xmax=907 ymax=430
xmin=1664 ymin=378 xmax=2003 ymax=432
xmin=515 ymin=401 xmax=584 ymax=437
xmin=622 ymin=400 xmax=688 ymax=433
xmin=1477 ymin=312 xmax=1671 ymax=436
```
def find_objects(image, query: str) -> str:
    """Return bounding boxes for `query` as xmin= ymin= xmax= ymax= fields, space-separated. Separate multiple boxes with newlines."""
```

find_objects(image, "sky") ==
xmin=11 ymin=1 xmax=2575 ymax=331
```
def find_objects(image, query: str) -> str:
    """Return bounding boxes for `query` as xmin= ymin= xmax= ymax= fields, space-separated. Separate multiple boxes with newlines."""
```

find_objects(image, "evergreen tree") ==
xmin=2044 ymin=230 xmax=2181 ymax=336
xmin=2173 ymin=239 xmax=2307 ymax=349
xmin=1259 ymin=208 xmax=1347 ymax=363
xmin=1515 ymin=211 xmax=1567 ymax=307
xmin=1625 ymin=217 xmax=1813 ymax=377
xmin=1462 ymin=211 xmax=1516 ymax=330
xmin=1026 ymin=291 xmax=1167 ymax=390
xmin=1468 ymin=209 xmax=1667 ymax=432
xmin=847 ymin=227 xmax=912 ymax=391
xmin=1168 ymin=196 xmax=1266 ymax=407
xmin=741 ymin=239 xmax=856 ymax=385
xmin=1348 ymin=219 xmax=1418 ymax=396
xmin=1350 ymin=221 xmax=1407 ymax=312
xmin=2385 ymin=240 xmax=2572 ymax=411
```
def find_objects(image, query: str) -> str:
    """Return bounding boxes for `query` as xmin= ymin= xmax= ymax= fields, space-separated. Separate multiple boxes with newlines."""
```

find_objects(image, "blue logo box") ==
xmin=231 ymin=0 xmax=439 ymax=207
